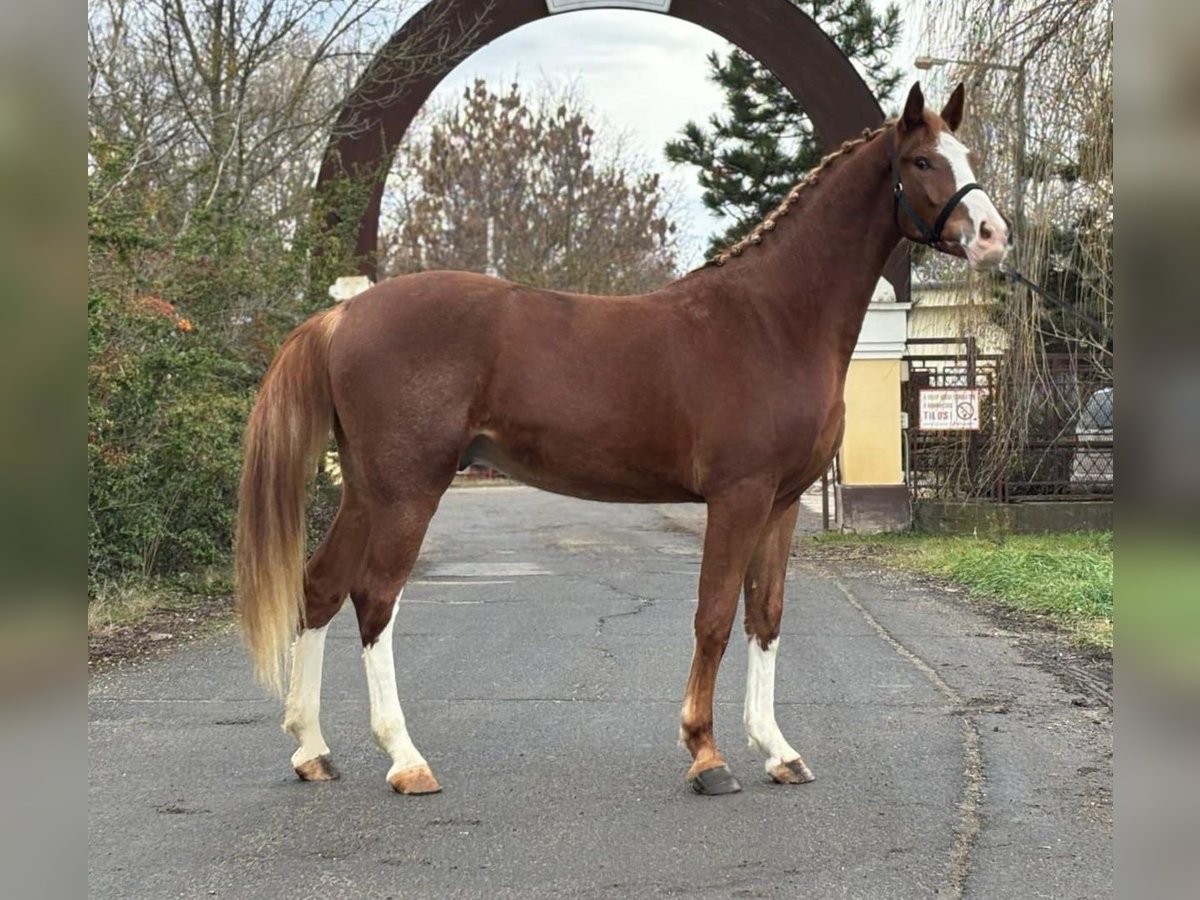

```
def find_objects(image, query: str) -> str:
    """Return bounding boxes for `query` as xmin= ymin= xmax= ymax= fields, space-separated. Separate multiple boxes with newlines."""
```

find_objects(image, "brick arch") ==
xmin=316 ymin=0 xmax=908 ymax=300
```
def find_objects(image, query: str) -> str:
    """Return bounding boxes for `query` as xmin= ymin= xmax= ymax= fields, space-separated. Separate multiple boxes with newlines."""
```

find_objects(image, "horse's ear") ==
xmin=901 ymin=82 xmax=925 ymax=131
xmin=941 ymin=83 xmax=965 ymax=132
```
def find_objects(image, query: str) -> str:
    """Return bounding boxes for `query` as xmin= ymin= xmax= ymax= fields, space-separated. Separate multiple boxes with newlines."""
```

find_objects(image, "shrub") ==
xmin=87 ymin=193 xmax=346 ymax=597
xmin=88 ymin=288 xmax=255 ymax=585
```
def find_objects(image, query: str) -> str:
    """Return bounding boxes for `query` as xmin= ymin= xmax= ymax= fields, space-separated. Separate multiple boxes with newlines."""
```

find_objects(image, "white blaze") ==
xmin=935 ymin=131 xmax=1005 ymax=246
xmin=363 ymin=591 xmax=429 ymax=777
xmin=743 ymin=637 xmax=802 ymax=772
xmin=283 ymin=624 xmax=331 ymax=767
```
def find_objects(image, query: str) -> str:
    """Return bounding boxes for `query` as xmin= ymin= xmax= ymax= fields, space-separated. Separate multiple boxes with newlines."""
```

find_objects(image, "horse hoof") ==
xmin=769 ymin=757 xmax=816 ymax=785
xmin=294 ymin=754 xmax=340 ymax=782
xmin=690 ymin=764 xmax=742 ymax=796
xmin=388 ymin=764 xmax=442 ymax=795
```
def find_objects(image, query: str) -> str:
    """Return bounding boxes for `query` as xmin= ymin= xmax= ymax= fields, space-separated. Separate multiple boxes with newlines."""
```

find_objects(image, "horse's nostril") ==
xmin=980 ymin=222 xmax=994 ymax=241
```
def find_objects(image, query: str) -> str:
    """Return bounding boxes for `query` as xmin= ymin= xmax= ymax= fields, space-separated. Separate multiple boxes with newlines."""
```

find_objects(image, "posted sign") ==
xmin=918 ymin=389 xmax=982 ymax=431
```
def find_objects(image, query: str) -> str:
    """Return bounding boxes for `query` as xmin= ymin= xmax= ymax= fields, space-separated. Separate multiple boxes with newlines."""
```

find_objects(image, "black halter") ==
xmin=888 ymin=129 xmax=983 ymax=245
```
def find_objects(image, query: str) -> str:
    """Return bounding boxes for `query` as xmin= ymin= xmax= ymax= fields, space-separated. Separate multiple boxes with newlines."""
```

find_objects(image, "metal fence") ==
xmin=904 ymin=339 xmax=1113 ymax=501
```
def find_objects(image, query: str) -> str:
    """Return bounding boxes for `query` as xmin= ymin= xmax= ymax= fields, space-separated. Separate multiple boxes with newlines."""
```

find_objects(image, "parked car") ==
xmin=1072 ymin=387 xmax=1113 ymax=490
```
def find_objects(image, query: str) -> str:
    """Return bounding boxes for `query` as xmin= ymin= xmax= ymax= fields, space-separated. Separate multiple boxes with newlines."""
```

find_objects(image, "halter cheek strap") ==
xmin=889 ymin=130 xmax=982 ymax=245
xmin=932 ymin=182 xmax=985 ymax=241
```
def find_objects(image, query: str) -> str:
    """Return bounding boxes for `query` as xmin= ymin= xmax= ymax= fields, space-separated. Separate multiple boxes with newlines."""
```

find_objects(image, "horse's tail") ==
xmin=236 ymin=304 xmax=346 ymax=694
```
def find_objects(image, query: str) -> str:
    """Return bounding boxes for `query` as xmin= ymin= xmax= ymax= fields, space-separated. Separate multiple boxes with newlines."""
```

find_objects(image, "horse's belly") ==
xmin=462 ymin=434 xmax=700 ymax=503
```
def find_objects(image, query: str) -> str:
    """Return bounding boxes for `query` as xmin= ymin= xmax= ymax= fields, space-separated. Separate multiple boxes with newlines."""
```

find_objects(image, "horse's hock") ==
xmin=318 ymin=0 xmax=913 ymax=532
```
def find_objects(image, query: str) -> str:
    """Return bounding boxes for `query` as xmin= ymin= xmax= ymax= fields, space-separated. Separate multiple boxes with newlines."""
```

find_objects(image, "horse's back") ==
xmin=325 ymin=270 xmax=704 ymax=500
xmin=328 ymin=269 xmax=678 ymax=391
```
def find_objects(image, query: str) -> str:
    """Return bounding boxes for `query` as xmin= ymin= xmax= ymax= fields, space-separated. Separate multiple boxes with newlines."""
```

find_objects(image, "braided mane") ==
xmin=707 ymin=122 xmax=893 ymax=267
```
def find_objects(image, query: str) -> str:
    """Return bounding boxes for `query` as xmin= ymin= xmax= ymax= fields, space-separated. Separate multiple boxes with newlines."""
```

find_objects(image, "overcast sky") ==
xmin=396 ymin=3 xmax=926 ymax=269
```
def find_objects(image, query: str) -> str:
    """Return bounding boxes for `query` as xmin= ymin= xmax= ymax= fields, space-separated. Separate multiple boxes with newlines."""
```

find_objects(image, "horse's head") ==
xmin=892 ymin=82 xmax=1010 ymax=270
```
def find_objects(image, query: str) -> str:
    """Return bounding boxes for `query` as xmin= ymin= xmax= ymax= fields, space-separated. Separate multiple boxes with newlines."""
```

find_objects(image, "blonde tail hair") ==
xmin=235 ymin=305 xmax=344 ymax=694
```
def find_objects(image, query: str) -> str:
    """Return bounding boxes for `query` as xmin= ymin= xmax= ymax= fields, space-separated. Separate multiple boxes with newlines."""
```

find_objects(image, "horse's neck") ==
xmin=713 ymin=136 xmax=902 ymax=366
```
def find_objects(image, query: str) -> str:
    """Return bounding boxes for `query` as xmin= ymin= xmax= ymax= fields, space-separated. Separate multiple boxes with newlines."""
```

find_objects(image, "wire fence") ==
xmin=905 ymin=339 xmax=1112 ymax=500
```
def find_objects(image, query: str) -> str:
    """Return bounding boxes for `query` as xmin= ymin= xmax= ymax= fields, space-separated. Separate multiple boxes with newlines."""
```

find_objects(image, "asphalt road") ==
xmin=89 ymin=487 xmax=1112 ymax=899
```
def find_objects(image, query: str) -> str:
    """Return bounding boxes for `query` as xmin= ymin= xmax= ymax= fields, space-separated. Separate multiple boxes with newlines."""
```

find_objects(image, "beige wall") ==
xmin=840 ymin=358 xmax=903 ymax=485
xmin=908 ymin=285 xmax=1009 ymax=356
xmin=908 ymin=305 xmax=1008 ymax=356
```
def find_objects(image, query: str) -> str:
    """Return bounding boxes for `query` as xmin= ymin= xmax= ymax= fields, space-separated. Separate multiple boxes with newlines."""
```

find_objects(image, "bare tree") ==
xmin=912 ymin=0 xmax=1113 ymax=497
xmin=89 ymin=0 xmax=492 ymax=235
xmin=91 ymin=1 xmax=396 ymax=227
xmin=381 ymin=80 xmax=680 ymax=296
xmin=916 ymin=0 xmax=1112 ymax=361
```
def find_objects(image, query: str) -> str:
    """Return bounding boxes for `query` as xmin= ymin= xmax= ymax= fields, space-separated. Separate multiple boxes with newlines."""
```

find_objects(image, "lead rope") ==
xmin=999 ymin=264 xmax=1113 ymax=342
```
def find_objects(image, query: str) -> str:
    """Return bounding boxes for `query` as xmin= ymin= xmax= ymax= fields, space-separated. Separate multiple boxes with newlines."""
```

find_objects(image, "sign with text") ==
xmin=547 ymin=0 xmax=671 ymax=12
xmin=918 ymin=389 xmax=982 ymax=431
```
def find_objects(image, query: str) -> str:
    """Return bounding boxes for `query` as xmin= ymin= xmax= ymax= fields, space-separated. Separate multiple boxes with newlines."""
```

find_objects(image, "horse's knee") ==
xmin=743 ymin=584 xmax=784 ymax=645
xmin=693 ymin=615 xmax=734 ymax=653
xmin=746 ymin=623 xmax=781 ymax=650
xmin=743 ymin=603 xmax=779 ymax=644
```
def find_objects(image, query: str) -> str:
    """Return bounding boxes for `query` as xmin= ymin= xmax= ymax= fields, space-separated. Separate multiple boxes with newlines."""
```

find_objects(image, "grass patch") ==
xmin=814 ymin=531 xmax=1113 ymax=649
xmin=88 ymin=569 xmax=233 ymax=635
xmin=89 ymin=573 xmax=236 ymax=667
xmin=88 ymin=583 xmax=162 ymax=633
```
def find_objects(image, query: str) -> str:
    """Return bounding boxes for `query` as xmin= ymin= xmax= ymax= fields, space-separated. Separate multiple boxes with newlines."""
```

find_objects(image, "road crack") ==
xmin=594 ymin=596 xmax=655 ymax=636
xmin=593 ymin=579 xmax=656 ymax=638
xmin=829 ymin=571 xmax=983 ymax=900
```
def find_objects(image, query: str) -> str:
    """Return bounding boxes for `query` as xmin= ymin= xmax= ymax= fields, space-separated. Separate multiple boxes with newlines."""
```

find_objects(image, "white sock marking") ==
xmin=283 ymin=624 xmax=331 ymax=767
xmin=744 ymin=637 xmax=801 ymax=773
xmin=363 ymin=590 xmax=428 ymax=777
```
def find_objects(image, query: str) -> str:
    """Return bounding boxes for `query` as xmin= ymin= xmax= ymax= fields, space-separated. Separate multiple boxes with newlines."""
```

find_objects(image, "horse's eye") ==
xmin=914 ymin=157 xmax=931 ymax=171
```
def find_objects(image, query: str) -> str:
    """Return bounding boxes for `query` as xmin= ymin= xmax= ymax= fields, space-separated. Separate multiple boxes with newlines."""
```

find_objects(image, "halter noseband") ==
xmin=888 ymin=129 xmax=982 ymax=246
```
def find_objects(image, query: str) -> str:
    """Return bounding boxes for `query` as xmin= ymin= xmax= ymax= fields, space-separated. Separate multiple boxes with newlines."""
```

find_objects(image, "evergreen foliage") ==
xmin=665 ymin=0 xmax=900 ymax=256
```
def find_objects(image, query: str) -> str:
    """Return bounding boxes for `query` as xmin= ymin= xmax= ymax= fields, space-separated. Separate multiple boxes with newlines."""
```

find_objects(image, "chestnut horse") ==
xmin=236 ymin=84 xmax=1010 ymax=796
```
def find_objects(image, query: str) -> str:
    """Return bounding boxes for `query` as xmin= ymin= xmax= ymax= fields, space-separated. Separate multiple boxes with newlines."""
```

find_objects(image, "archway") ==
xmin=315 ymin=0 xmax=909 ymax=301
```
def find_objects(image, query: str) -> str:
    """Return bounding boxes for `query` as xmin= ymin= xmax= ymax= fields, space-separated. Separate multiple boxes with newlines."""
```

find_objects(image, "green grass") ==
xmin=815 ymin=531 xmax=1113 ymax=649
xmin=88 ymin=569 xmax=233 ymax=635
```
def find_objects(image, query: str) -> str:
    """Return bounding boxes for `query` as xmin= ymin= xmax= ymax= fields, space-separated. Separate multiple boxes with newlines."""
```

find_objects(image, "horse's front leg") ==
xmin=680 ymin=482 xmax=774 ymax=795
xmin=742 ymin=498 xmax=815 ymax=785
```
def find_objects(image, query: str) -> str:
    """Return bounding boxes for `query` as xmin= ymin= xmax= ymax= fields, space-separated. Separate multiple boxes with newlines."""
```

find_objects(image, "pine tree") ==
xmin=665 ymin=0 xmax=901 ymax=257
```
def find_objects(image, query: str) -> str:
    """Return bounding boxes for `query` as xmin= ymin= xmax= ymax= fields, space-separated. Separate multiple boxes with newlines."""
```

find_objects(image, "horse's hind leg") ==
xmin=352 ymin=496 xmax=442 ymax=795
xmin=742 ymin=498 xmax=815 ymax=785
xmin=285 ymin=498 xmax=368 ymax=781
